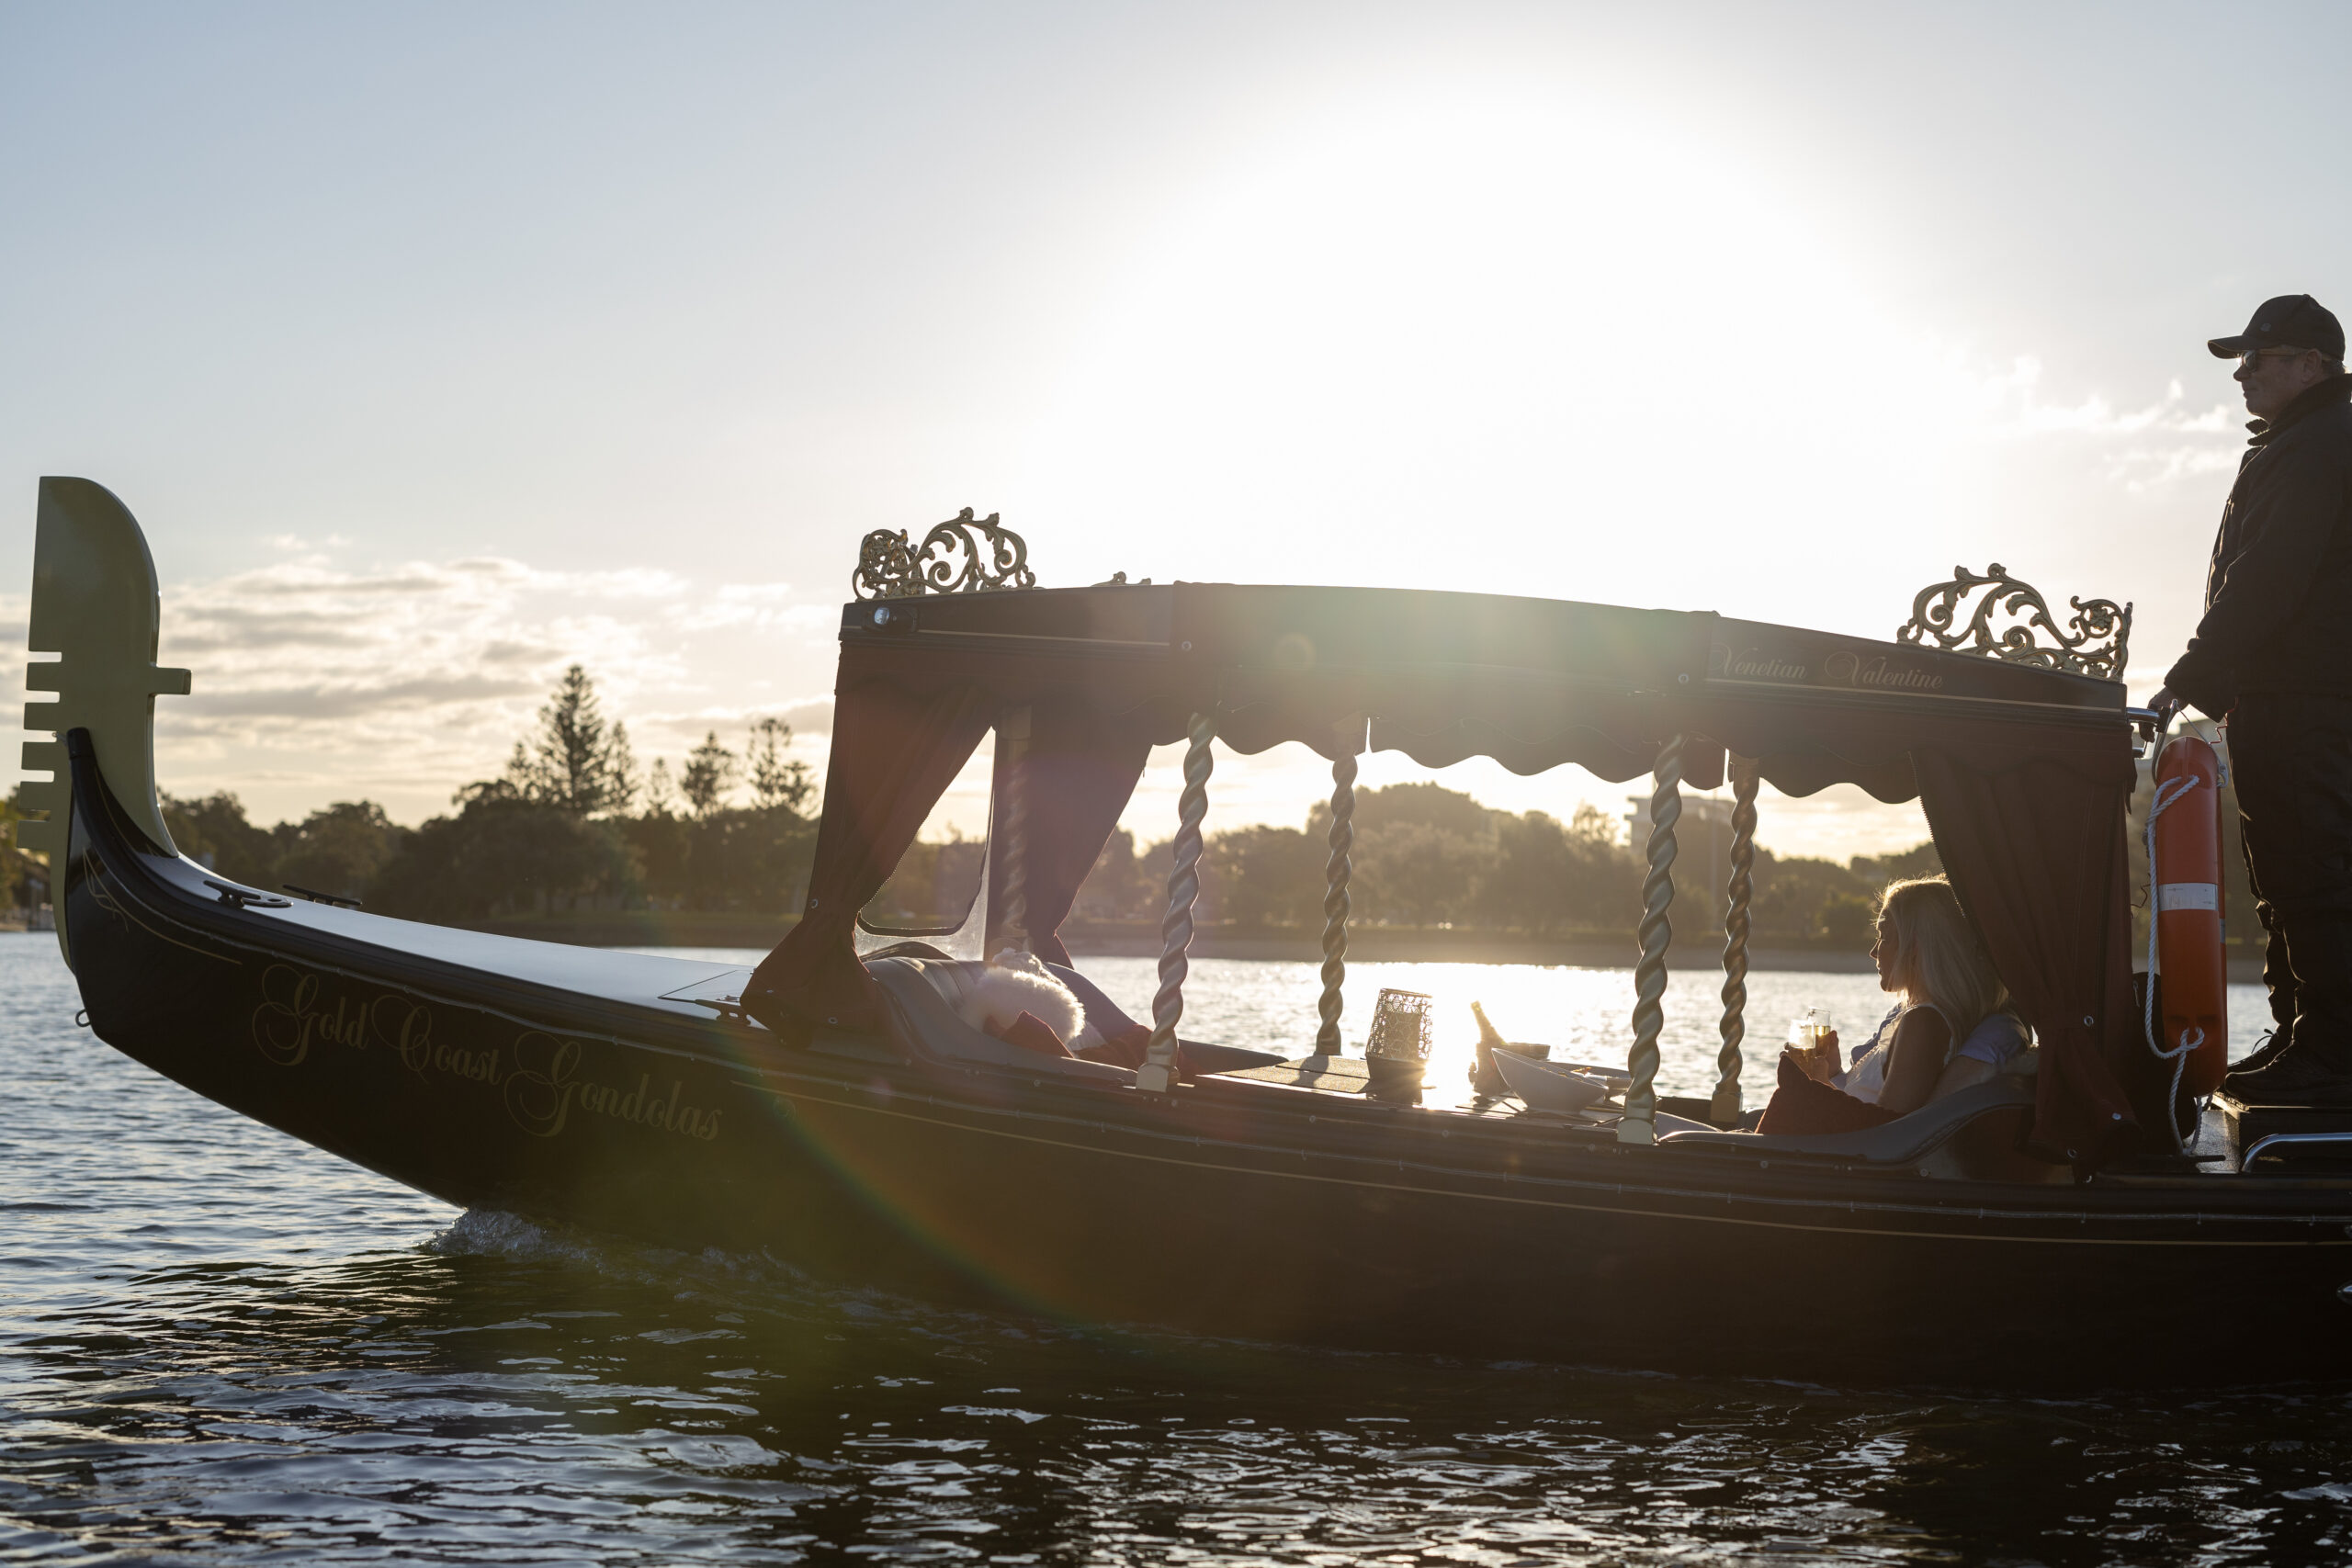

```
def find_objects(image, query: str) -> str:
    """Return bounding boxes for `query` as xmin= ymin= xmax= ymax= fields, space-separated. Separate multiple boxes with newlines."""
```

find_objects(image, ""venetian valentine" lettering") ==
xmin=1709 ymin=642 xmax=1807 ymax=682
xmin=1823 ymin=649 xmax=1944 ymax=691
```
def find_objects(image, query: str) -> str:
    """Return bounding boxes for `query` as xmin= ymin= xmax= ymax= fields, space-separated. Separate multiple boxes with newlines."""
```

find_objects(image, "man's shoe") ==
xmin=2222 ymin=1023 xmax=2294 ymax=1096
xmin=2222 ymin=1037 xmax=2352 ymax=1108
xmin=2241 ymin=918 xmax=2352 ymax=1106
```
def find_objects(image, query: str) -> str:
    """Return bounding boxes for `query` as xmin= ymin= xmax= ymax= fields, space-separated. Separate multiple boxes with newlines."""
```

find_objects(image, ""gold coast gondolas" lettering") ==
xmin=503 ymin=1032 xmax=723 ymax=1143
xmin=248 ymin=964 xmax=720 ymax=1143
xmin=251 ymin=964 xmax=432 ymax=1068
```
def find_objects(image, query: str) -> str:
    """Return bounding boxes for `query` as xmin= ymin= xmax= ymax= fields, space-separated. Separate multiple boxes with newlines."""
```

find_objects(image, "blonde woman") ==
xmin=1796 ymin=875 xmax=2030 ymax=1115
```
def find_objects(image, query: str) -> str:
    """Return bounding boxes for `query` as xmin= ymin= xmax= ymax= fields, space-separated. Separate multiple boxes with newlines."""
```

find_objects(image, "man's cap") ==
xmin=2209 ymin=294 xmax=2346 ymax=360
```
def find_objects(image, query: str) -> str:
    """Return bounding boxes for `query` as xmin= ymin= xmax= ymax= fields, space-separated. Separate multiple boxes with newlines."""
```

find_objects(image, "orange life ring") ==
xmin=2153 ymin=734 xmax=2229 ymax=1098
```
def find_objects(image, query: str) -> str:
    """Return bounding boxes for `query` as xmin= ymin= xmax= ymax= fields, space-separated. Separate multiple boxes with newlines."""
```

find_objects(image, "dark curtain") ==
xmin=1915 ymin=748 xmax=2154 ymax=1164
xmin=744 ymin=681 xmax=998 ymax=1034
xmin=985 ymin=699 xmax=1153 ymax=966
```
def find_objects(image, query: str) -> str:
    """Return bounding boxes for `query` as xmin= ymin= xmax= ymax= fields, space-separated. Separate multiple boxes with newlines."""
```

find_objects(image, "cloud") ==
xmin=1968 ymin=356 xmax=2245 ymax=492
xmin=44 ymin=550 xmax=707 ymax=811
xmin=621 ymin=694 xmax=836 ymax=750
xmin=171 ymin=675 xmax=544 ymax=721
xmin=667 ymin=581 xmax=840 ymax=636
xmin=546 ymin=566 xmax=693 ymax=601
xmin=0 ymin=538 xmax=858 ymax=826
xmin=763 ymin=695 xmax=835 ymax=737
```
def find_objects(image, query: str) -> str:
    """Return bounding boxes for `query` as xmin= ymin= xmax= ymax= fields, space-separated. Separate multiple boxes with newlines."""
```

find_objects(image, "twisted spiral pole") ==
xmin=1141 ymin=710 xmax=1216 ymax=1092
xmin=1620 ymin=732 xmax=1684 ymax=1145
xmin=1316 ymin=751 xmax=1358 ymax=1055
xmin=996 ymin=752 xmax=1029 ymax=954
xmin=1713 ymin=754 xmax=1761 ymax=1126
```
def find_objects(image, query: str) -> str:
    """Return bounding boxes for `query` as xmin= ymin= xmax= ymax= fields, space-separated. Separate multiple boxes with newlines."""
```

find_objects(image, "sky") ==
xmin=2 ymin=1 xmax=2342 ymax=863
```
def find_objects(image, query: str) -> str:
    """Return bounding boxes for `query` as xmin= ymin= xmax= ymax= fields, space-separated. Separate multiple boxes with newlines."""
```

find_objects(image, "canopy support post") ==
xmin=993 ymin=705 xmax=1033 ymax=954
xmin=1139 ymin=710 xmax=1216 ymax=1093
xmin=1713 ymin=753 xmax=1760 ymax=1126
xmin=1316 ymin=749 xmax=1358 ymax=1055
xmin=1621 ymin=732 xmax=1684 ymax=1145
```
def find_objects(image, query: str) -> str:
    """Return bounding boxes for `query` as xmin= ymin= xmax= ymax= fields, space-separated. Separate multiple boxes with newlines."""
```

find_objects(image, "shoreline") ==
xmin=1056 ymin=929 xmax=1877 ymax=972
xmin=0 ymin=916 xmax=2261 ymax=980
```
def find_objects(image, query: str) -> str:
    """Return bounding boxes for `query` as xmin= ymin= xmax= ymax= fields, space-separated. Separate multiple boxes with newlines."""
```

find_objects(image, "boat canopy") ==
xmin=746 ymin=579 xmax=2154 ymax=1165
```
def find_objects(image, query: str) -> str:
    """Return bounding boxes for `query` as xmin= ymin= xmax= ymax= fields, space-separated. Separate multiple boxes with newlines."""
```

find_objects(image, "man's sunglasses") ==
xmin=2239 ymin=347 xmax=2308 ymax=371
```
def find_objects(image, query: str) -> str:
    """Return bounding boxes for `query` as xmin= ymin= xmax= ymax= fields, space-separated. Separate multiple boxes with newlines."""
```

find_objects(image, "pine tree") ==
xmin=644 ymin=757 xmax=678 ymax=818
xmin=680 ymin=731 xmax=738 ymax=818
xmin=509 ymin=666 xmax=634 ymax=817
xmin=605 ymin=721 xmax=639 ymax=815
xmin=746 ymin=716 xmax=814 ymax=813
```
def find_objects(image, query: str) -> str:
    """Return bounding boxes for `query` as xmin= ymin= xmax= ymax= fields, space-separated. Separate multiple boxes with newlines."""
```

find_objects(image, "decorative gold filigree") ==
xmin=1896 ymin=564 xmax=2132 ymax=682
xmin=853 ymin=508 xmax=1035 ymax=600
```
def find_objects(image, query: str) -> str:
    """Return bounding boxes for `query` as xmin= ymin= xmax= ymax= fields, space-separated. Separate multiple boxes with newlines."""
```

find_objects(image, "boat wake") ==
xmin=427 ymin=1207 xmax=1122 ymax=1357
xmin=432 ymin=1205 xmax=656 ymax=1267
xmin=424 ymin=1210 xmax=1740 ymax=1391
xmin=431 ymin=1207 xmax=839 ymax=1299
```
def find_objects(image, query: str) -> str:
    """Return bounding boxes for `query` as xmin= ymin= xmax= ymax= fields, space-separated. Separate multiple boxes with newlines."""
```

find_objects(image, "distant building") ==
xmin=4 ymin=844 xmax=50 ymax=929
xmin=1625 ymin=793 xmax=1740 ymax=931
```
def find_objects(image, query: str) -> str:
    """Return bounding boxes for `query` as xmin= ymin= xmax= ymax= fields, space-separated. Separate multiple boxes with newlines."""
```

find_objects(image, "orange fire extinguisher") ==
xmin=2150 ymin=734 xmax=2229 ymax=1099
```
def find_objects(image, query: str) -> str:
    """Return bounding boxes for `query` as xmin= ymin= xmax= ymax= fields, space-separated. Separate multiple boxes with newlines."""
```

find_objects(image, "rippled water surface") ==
xmin=4 ymin=931 xmax=2347 ymax=1564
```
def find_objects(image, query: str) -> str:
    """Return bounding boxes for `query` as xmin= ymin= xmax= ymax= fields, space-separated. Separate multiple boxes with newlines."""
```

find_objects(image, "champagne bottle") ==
xmin=1470 ymin=1000 xmax=1507 ymax=1092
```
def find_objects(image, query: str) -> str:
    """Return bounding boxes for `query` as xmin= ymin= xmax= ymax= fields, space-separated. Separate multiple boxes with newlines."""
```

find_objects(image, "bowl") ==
xmin=1471 ymin=1039 xmax=1551 ymax=1095
xmin=1491 ymin=1049 xmax=1611 ymax=1113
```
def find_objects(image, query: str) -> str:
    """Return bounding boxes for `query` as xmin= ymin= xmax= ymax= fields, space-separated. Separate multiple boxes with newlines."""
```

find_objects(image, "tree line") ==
xmin=158 ymin=666 xmax=820 ymax=922
xmin=1070 ymin=780 xmax=1939 ymax=948
xmin=6 ymin=664 xmax=1946 ymax=950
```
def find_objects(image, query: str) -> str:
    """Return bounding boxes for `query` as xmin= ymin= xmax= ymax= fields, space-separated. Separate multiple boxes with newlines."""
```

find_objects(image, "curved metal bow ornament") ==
xmin=853 ymin=509 xmax=1035 ymax=600
xmin=1897 ymin=564 xmax=2132 ymax=682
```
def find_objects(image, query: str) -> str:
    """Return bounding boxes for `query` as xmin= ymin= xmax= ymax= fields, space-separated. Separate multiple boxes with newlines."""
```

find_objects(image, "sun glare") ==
xmin=1001 ymin=90 xmax=1963 ymax=858
xmin=1023 ymin=93 xmax=1972 ymax=623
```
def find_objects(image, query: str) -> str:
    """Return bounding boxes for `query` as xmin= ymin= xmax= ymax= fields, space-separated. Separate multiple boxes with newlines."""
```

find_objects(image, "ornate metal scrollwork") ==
xmin=853 ymin=508 xmax=1035 ymax=601
xmin=1897 ymin=564 xmax=2132 ymax=682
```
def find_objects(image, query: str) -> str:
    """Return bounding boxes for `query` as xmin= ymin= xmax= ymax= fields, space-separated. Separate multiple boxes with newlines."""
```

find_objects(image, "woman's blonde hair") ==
xmin=1878 ymin=876 xmax=2011 ymax=1043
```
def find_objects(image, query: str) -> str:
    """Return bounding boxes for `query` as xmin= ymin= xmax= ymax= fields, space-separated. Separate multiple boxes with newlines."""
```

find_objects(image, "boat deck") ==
xmin=1229 ymin=1056 xmax=2318 ymax=1179
xmin=1227 ymin=1054 xmax=1718 ymax=1136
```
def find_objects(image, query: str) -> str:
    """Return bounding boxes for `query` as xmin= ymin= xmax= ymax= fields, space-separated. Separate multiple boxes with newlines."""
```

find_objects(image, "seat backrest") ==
xmin=865 ymin=957 xmax=1134 ymax=1082
xmin=906 ymin=957 xmax=982 ymax=1012
xmin=1657 ymin=1077 xmax=2038 ymax=1164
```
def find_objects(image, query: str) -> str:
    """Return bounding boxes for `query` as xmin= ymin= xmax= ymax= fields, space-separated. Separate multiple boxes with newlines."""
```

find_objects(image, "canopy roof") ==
xmin=747 ymin=581 xmax=2156 ymax=1166
xmin=831 ymin=581 xmax=2125 ymax=794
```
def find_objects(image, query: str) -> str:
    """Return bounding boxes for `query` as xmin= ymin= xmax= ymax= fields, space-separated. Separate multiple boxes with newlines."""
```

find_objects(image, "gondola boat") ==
xmin=26 ymin=477 xmax=2352 ymax=1386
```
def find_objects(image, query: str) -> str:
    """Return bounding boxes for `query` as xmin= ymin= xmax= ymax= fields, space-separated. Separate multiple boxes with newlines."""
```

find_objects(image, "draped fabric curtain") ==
xmin=985 ymin=698 xmax=1153 ymax=967
xmin=766 ymin=583 xmax=2153 ymax=1163
xmin=745 ymin=681 xmax=998 ymax=1034
xmin=1915 ymin=749 xmax=2154 ymax=1164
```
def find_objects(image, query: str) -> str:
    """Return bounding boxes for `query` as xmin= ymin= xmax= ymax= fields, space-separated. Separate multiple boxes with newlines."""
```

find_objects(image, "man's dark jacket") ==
xmin=2165 ymin=374 xmax=2352 ymax=716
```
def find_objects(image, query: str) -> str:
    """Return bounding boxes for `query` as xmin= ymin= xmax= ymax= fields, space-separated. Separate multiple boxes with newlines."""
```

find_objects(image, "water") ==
xmin=3 ymin=930 xmax=2345 ymax=1564
xmin=1072 ymin=957 xmax=2278 ymax=1104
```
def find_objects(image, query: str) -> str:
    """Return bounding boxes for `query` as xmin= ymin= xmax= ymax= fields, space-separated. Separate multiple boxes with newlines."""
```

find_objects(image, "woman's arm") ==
xmin=1877 ymin=1009 xmax=1954 ymax=1115
xmin=1930 ymin=1055 xmax=1998 ymax=1100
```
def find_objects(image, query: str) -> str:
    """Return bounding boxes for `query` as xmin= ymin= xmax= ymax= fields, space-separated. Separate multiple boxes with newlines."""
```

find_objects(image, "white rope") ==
xmin=2142 ymin=759 xmax=2206 ymax=1151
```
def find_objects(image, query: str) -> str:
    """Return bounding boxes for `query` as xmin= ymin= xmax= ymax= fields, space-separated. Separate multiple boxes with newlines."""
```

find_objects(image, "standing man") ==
xmin=2155 ymin=294 xmax=2352 ymax=1105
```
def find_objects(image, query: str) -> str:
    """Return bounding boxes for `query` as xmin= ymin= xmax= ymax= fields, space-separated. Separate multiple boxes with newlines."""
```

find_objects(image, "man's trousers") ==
xmin=2226 ymin=694 xmax=2352 ymax=1050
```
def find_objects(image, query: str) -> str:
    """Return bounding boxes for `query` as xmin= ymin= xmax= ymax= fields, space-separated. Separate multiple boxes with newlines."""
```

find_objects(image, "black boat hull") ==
xmin=57 ymin=739 xmax=2352 ymax=1387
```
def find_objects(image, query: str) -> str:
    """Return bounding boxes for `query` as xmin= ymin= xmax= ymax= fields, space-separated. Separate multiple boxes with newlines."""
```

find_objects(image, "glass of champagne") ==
xmin=1788 ymin=1008 xmax=1835 ymax=1079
